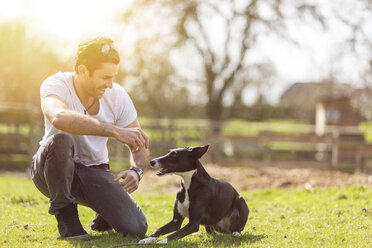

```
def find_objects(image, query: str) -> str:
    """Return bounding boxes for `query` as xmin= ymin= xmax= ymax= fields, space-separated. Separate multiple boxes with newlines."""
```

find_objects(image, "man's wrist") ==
xmin=130 ymin=167 xmax=143 ymax=181
xmin=105 ymin=124 xmax=118 ymax=138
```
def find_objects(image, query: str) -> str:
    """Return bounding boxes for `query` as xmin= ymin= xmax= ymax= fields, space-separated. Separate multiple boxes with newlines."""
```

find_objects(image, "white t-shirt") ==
xmin=39 ymin=72 xmax=137 ymax=166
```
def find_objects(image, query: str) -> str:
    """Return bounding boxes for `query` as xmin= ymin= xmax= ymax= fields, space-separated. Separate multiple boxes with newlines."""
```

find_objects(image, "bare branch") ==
xmin=218 ymin=0 xmax=259 ymax=100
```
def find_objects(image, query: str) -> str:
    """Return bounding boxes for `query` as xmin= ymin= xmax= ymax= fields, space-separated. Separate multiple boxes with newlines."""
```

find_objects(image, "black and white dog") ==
xmin=139 ymin=145 xmax=249 ymax=244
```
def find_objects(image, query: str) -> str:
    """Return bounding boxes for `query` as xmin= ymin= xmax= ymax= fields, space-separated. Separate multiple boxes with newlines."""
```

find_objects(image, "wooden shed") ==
xmin=315 ymin=96 xmax=361 ymax=135
xmin=280 ymin=81 xmax=355 ymax=122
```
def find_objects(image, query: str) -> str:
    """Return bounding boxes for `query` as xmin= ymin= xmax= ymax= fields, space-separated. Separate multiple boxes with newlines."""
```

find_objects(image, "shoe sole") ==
xmin=65 ymin=234 xmax=91 ymax=241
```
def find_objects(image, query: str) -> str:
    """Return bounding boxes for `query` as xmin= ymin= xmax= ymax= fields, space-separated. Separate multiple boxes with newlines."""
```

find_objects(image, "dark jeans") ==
xmin=31 ymin=133 xmax=147 ymax=237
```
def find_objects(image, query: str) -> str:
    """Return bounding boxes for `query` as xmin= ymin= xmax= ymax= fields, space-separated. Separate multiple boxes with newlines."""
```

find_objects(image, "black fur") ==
xmin=146 ymin=145 xmax=249 ymax=242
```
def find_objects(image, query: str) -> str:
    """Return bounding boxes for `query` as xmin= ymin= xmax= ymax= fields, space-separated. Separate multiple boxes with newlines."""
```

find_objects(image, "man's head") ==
xmin=74 ymin=37 xmax=120 ymax=99
xmin=74 ymin=37 xmax=120 ymax=74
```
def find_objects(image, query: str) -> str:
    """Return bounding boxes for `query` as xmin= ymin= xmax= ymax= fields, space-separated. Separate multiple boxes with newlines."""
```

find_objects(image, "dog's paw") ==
xmin=138 ymin=237 xmax=157 ymax=244
xmin=232 ymin=232 xmax=241 ymax=237
xmin=157 ymin=238 xmax=168 ymax=244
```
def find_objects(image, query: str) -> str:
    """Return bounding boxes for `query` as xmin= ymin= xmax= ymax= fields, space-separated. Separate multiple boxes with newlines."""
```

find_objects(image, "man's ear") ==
xmin=190 ymin=145 xmax=209 ymax=158
xmin=77 ymin=64 xmax=90 ymax=77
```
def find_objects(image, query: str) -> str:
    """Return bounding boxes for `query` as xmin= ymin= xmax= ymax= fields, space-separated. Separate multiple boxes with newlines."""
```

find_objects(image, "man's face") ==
xmin=84 ymin=62 xmax=119 ymax=99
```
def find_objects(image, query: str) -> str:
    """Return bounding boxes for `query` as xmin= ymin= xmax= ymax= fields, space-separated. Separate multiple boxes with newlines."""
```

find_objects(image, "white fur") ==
xmin=138 ymin=237 xmax=157 ymax=244
xmin=152 ymin=160 xmax=161 ymax=169
xmin=175 ymin=170 xmax=196 ymax=217
xmin=157 ymin=238 xmax=168 ymax=244
xmin=232 ymin=232 xmax=241 ymax=237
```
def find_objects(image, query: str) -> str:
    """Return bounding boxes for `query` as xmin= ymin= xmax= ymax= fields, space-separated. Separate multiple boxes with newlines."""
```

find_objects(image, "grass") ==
xmin=221 ymin=119 xmax=312 ymax=136
xmin=0 ymin=173 xmax=371 ymax=247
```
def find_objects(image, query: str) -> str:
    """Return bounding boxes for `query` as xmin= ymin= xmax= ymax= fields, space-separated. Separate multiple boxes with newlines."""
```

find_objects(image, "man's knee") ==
xmin=48 ymin=133 xmax=74 ymax=157
xmin=44 ymin=133 xmax=75 ymax=171
xmin=112 ymin=215 xmax=148 ymax=237
xmin=129 ymin=218 xmax=148 ymax=237
xmin=136 ymin=218 xmax=148 ymax=237
xmin=50 ymin=133 xmax=74 ymax=149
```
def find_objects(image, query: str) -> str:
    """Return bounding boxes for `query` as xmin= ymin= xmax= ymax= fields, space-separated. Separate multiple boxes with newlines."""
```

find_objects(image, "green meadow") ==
xmin=0 ymin=173 xmax=371 ymax=248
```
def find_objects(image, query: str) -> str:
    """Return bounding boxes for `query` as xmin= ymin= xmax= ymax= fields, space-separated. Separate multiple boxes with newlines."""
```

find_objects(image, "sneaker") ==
xmin=55 ymin=203 xmax=91 ymax=240
xmin=90 ymin=214 xmax=112 ymax=232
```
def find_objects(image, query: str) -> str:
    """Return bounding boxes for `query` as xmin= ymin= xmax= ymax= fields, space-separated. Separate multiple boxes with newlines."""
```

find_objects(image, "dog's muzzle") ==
xmin=150 ymin=159 xmax=169 ymax=176
xmin=150 ymin=159 xmax=159 ymax=168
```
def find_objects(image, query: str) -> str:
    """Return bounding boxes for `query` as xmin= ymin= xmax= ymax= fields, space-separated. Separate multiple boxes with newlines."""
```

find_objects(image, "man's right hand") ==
xmin=113 ymin=127 xmax=149 ymax=152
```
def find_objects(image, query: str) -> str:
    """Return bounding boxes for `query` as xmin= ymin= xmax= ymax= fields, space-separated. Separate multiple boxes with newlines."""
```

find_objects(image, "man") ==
xmin=31 ymin=37 xmax=149 ymax=240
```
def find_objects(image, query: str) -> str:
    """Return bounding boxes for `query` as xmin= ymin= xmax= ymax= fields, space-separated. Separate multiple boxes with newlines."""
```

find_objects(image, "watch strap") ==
xmin=130 ymin=167 xmax=143 ymax=181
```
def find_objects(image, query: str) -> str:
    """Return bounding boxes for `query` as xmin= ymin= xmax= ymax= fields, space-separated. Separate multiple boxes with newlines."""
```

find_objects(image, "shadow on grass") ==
xmin=65 ymin=233 xmax=200 ymax=248
xmin=204 ymin=232 xmax=267 ymax=247
xmin=61 ymin=232 xmax=196 ymax=248
xmin=61 ymin=231 xmax=138 ymax=248
xmin=64 ymin=231 xmax=267 ymax=248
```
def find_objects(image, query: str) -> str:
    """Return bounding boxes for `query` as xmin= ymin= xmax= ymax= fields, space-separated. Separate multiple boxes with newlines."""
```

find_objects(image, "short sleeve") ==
xmin=40 ymin=74 xmax=68 ymax=102
xmin=115 ymin=85 xmax=138 ymax=127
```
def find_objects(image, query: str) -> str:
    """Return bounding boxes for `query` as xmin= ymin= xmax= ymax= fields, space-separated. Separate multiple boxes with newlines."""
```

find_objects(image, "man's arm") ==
xmin=42 ymin=95 xmax=148 ymax=152
xmin=127 ymin=119 xmax=150 ymax=171
xmin=114 ymin=119 xmax=150 ymax=193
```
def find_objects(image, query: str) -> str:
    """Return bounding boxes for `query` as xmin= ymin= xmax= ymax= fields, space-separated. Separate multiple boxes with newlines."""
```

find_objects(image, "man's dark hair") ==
xmin=74 ymin=37 xmax=120 ymax=74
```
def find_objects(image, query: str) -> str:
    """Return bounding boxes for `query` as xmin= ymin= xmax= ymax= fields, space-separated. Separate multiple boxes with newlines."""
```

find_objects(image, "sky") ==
xmin=0 ymin=0 xmax=127 ymax=38
xmin=0 ymin=0 xmax=370 ymax=104
xmin=0 ymin=0 xmax=129 ymax=54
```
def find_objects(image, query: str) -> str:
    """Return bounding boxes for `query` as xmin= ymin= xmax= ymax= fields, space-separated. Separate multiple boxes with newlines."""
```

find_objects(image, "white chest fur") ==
xmin=175 ymin=170 xmax=196 ymax=218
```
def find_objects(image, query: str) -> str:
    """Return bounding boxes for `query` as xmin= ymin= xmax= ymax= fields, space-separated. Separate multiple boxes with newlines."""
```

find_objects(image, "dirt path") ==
xmin=2 ymin=162 xmax=371 ymax=192
xmin=139 ymin=162 xmax=372 ymax=192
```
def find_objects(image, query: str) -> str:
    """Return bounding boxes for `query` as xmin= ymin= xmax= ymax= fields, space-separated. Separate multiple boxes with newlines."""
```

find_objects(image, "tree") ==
xmin=328 ymin=0 xmax=372 ymax=120
xmin=0 ymin=20 xmax=68 ymax=105
xmin=118 ymin=38 xmax=195 ymax=118
xmin=124 ymin=0 xmax=327 ymax=129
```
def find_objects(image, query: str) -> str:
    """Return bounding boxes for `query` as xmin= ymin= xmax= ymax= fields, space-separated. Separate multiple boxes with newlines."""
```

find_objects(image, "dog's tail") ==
xmin=234 ymin=196 xmax=249 ymax=232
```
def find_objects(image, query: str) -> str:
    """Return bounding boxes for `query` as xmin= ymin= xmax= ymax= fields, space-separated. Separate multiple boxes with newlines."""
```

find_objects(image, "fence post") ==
xmin=331 ymin=129 xmax=339 ymax=169
xmin=355 ymin=150 xmax=365 ymax=173
xmin=30 ymin=109 xmax=42 ymax=159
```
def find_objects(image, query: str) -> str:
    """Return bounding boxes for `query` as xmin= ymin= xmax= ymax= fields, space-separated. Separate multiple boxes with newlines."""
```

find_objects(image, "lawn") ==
xmin=0 ymin=173 xmax=371 ymax=248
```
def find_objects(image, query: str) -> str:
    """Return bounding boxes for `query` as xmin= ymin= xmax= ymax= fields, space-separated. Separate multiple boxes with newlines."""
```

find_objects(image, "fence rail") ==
xmin=209 ymin=130 xmax=368 ymax=171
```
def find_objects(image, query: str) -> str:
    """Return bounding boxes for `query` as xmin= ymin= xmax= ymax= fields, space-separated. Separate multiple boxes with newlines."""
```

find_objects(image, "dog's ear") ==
xmin=190 ymin=145 xmax=209 ymax=158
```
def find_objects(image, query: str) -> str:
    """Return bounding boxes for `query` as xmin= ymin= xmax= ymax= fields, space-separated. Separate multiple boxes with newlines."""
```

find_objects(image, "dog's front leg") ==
xmin=157 ymin=221 xmax=200 ymax=244
xmin=139 ymin=205 xmax=184 ymax=244
xmin=152 ymin=216 xmax=184 ymax=237
xmin=139 ymin=219 xmax=184 ymax=244
xmin=157 ymin=202 xmax=205 ymax=243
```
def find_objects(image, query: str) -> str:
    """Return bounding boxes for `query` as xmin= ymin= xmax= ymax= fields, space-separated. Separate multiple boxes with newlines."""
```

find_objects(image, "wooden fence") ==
xmin=0 ymin=105 xmax=41 ymax=170
xmin=209 ymin=128 xmax=371 ymax=172
xmin=0 ymin=106 xmax=371 ymax=172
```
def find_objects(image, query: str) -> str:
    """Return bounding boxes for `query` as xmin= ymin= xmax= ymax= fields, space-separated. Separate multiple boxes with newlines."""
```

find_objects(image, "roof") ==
xmin=280 ymin=81 xmax=355 ymax=104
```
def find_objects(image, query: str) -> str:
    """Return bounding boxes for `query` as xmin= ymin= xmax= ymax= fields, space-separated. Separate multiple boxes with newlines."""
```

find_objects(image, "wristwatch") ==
xmin=130 ymin=167 xmax=143 ymax=181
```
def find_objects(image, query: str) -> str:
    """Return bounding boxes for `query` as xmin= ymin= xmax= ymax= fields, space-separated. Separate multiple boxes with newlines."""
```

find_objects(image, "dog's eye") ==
xmin=170 ymin=152 xmax=177 ymax=157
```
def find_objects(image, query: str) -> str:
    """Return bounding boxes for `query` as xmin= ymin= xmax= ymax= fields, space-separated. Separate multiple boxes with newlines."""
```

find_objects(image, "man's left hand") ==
xmin=114 ymin=170 xmax=140 ymax=193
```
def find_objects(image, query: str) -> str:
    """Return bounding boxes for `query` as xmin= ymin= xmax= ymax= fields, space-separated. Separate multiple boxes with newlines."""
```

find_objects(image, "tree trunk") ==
xmin=206 ymin=98 xmax=223 ymax=133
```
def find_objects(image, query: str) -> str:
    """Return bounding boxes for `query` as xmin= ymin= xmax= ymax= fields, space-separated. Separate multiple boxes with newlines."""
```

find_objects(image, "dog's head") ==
xmin=150 ymin=145 xmax=209 ymax=176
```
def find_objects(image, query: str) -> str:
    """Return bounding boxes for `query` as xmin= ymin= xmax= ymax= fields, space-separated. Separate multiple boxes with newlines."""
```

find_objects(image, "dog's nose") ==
xmin=150 ymin=160 xmax=156 ymax=167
